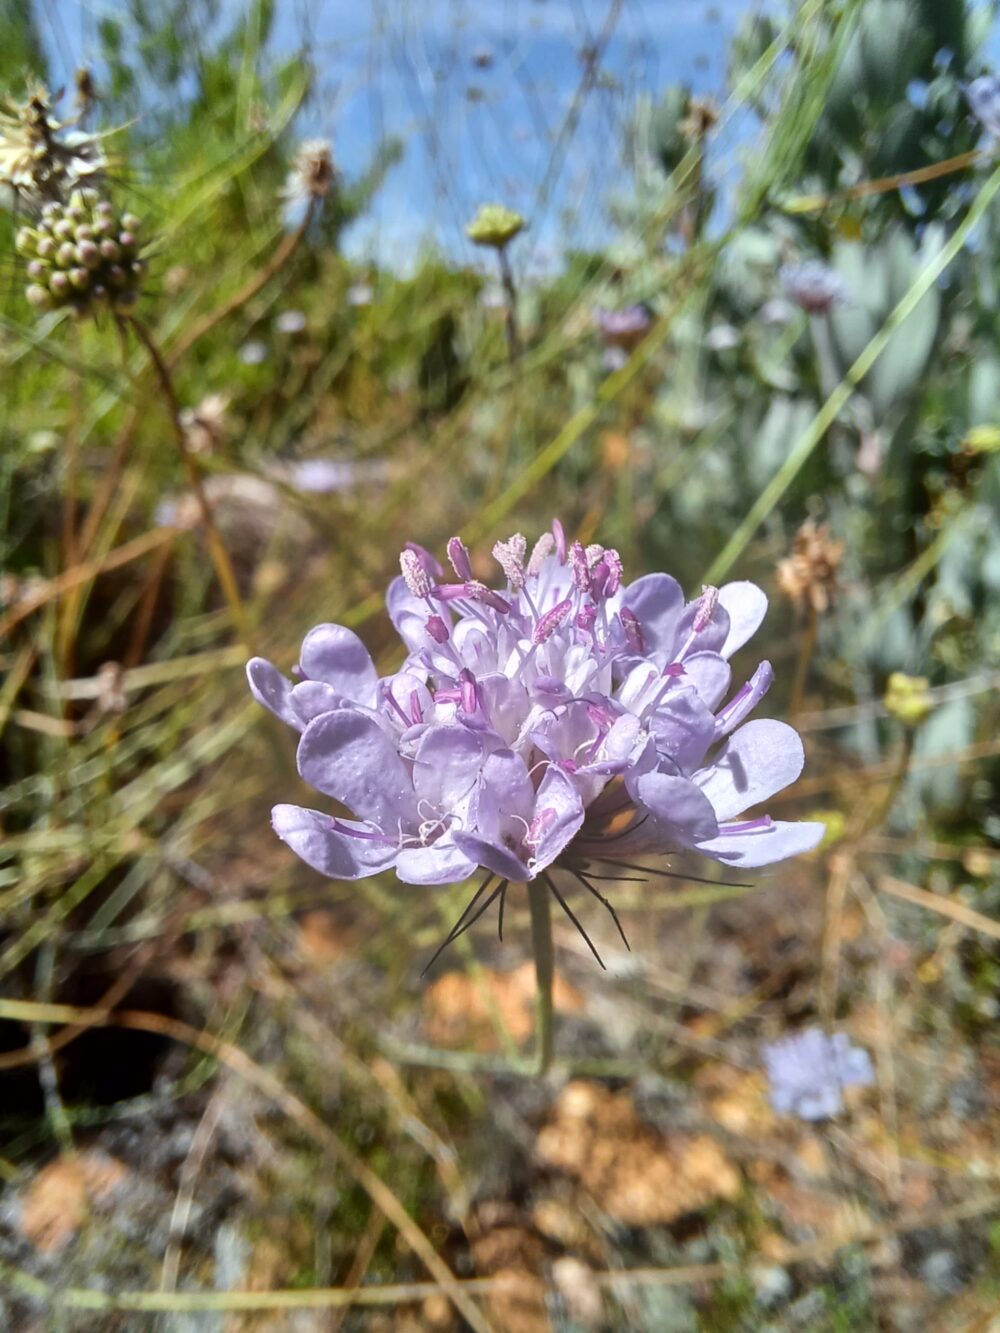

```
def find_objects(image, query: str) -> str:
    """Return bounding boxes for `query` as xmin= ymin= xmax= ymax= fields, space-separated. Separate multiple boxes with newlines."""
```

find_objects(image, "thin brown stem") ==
xmin=124 ymin=316 xmax=249 ymax=644
xmin=166 ymin=200 xmax=316 ymax=368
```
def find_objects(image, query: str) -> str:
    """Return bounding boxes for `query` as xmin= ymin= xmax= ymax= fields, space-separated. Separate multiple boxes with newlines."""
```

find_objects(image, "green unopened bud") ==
xmin=76 ymin=240 xmax=101 ymax=269
xmin=121 ymin=212 xmax=141 ymax=233
xmin=19 ymin=192 xmax=147 ymax=319
xmin=466 ymin=203 xmax=525 ymax=249
xmin=962 ymin=424 xmax=1000 ymax=456
xmin=15 ymin=227 xmax=37 ymax=256
xmin=884 ymin=673 xmax=933 ymax=727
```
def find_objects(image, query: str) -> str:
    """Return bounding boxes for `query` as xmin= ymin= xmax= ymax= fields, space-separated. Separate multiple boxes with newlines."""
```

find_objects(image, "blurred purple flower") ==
xmin=248 ymin=522 xmax=823 ymax=958
xmin=763 ymin=1028 xmax=874 ymax=1120
xmin=276 ymin=309 xmax=307 ymax=334
xmin=601 ymin=346 xmax=629 ymax=372
xmin=966 ymin=75 xmax=1000 ymax=139
xmin=594 ymin=304 xmax=653 ymax=349
xmin=239 ymin=340 xmax=268 ymax=366
xmin=347 ymin=283 xmax=373 ymax=307
xmin=779 ymin=261 xmax=849 ymax=315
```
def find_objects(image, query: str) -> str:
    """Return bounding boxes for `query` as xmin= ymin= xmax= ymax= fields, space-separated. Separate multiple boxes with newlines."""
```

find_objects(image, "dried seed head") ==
xmin=285 ymin=139 xmax=337 ymax=204
xmin=776 ymin=520 xmax=844 ymax=616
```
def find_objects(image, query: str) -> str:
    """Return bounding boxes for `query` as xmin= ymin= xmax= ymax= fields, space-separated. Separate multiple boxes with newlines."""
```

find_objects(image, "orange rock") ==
xmin=19 ymin=1151 xmax=127 ymax=1253
xmin=423 ymin=962 xmax=583 ymax=1050
xmin=536 ymin=1081 xmax=740 ymax=1227
xmin=297 ymin=909 xmax=354 ymax=962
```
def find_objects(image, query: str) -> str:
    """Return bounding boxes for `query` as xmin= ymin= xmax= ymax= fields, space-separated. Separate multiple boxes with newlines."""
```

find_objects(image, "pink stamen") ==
xmin=526 ymin=807 xmax=557 ymax=847
xmin=446 ymin=536 xmax=472 ymax=580
xmin=459 ymin=669 xmax=478 ymax=714
xmin=720 ymin=815 xmax=774 ymax=835
xmin=527 ymin=532 xmax=555 ymax=576
xmin=532 ymin=597 xmax=573 ymax=644
xmin=400 ymin=548 xmax=433 ymax=599
xmin=570 ymin=541 xmax=591 ymax=593
xmin=603 ymin=548 xmax=623 ymax=595
xmin=620 ymin=607 xmax=644 ymax=653
xmin=692 ymin=585 xmax=719 ymax=633
xmin=426 ymin=614 xmax=450 ymax=643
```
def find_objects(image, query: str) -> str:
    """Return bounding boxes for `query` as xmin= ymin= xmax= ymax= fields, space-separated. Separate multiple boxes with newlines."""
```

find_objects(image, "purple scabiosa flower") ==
xmin=779 ymin=260 xmax=850 ymax=315
xmin=248 ymin=521 xmax=823 ymax=965
xmin=762 ymin=1028 xmax=875 ymax=1120
xmin=594 ymin=304 xmax=653 ymax=350
xmin=966 ymin=75 xmax=1000 ymax=140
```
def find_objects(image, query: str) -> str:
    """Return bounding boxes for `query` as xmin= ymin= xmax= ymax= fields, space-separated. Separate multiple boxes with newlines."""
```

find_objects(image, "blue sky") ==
xmin=35 ymin=0 xmax=766 ymax=267
xmin=32 ymin=1 xmax=1000 ymax=271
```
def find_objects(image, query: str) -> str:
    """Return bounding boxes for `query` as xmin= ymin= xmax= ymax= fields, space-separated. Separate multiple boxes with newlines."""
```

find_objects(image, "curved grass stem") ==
xmin=124 ymin=315 xmax=250 ymax=646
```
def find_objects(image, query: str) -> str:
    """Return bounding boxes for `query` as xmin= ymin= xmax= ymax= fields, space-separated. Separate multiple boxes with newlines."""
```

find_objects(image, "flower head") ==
xmin=884 ymin=672 xmax=933 ymax=727
xmin=593 ymin=304 xmax=653 ymax=347
xmin=248 ymin=521 xmax=823 ymax=962
xmin=0 ymin=83 xmax=109 ymax=210
xmin=16 ymin=187 xmax=145 ymax=317
xmin=967 ymin=75 xmax=1000 ymax=140
xmin=779 ymin=260 xmax=849 ymax=315
xmin=776 ymin=519 xmax=844 ymax=616
xmin=763 ymin=1028 xmax=874 ymax=1120
xmin=466 ymin=203 xmax=525 ymax=249
xmin=285 ymin=139 xmax=337 ymax=205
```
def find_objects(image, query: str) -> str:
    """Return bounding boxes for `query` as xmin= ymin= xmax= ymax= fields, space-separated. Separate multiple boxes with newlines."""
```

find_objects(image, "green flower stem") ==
xmin=527 ymin=879 xmax=555 ymax=1075
xmin=497 ymin=245 xmax=520 ymax=364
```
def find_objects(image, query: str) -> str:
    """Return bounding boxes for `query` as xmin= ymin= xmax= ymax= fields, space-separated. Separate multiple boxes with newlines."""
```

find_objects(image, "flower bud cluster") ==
xmin=16 ymin=188 xmax=145 ymax=316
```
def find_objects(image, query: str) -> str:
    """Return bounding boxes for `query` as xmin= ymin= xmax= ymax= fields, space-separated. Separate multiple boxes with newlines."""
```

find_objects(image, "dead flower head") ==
xmin=0 ymin=83 xmax=109 ymax=210
xmin=285 ymin=139 xmax=337 ymax=205
xmin=776 ymin=519 xmax=844 ymax=616
xmin=680 ymin=95 xmax=720 ymax=142
xmin=180 ymin=393 xmax=230 ymax=455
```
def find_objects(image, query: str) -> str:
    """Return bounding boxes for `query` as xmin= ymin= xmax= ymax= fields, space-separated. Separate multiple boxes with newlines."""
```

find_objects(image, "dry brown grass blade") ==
xmin=877 ymin=876 xmax=1000 ymax=943
xmin=0 ymin=1190 xmax=996 ymax=1315
xmin=0 ymin=999 xmax=493 ymax=1333
xmin=0 ymin=528 xmax=175 ymax=642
